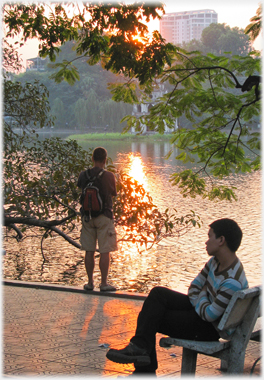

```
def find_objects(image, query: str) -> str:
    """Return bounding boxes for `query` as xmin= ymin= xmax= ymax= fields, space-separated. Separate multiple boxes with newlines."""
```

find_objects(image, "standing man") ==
xmin=106 ymin=218 xmax=248 ymax=374
xmin=78 ymin=147 xmax=118 ymax=292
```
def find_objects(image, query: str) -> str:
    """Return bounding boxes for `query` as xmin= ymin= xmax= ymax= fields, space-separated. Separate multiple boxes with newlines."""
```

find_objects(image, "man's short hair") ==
xmin=209 ymin=218 xmax=242 ymax=252
xmin=92 ymin=147 xmax=107 ymax=163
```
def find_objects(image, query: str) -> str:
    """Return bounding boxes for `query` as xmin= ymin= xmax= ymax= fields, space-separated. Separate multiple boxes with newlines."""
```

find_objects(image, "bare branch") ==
xmin=222 ymin=98 xmax=259 ymax=155
xmin=49 ymin=226 xmax=81 ymax=248
xmin=6 ymin=223 xmax=23 ymax=241
xmin=4 ymin=213 xmax=77 ymax=228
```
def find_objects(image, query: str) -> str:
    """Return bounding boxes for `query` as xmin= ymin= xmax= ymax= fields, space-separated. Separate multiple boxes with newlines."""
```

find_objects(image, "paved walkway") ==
xmin=3 ymin=280 xmax=261 ymax=377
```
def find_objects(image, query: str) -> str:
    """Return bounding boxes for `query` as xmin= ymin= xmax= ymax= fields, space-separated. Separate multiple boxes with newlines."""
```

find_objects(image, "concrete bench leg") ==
xmin=181 ymin=348 xmax=197 ymax=375
xmin=226 ymin=350 xmax=246 ymax=374
xmin=220 ymin=359 xmax=228 ymax=372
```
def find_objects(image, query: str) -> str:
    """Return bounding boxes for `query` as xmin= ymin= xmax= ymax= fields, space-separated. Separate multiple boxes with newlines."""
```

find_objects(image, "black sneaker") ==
xmin=106 ymin=342 xmax=151 ymax=366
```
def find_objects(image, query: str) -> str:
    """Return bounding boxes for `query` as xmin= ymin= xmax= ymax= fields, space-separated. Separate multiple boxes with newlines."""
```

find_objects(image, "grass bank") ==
xmin=67 ymin=132 xmax=175 ymax=142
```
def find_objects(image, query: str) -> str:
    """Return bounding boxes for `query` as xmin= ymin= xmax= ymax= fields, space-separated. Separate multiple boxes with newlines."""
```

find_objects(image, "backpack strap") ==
xmin=97 ymin=169 xmax=105 ymax=178
xmin=84 ymin=168 xmax=105 ymax=187
xmin=86 ymin=168 xmax=104 ymax=180
xmin=85 ymin=169 xmax=92 ymax=181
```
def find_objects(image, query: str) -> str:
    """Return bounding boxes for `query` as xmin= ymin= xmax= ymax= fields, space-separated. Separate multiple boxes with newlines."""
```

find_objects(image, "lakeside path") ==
xmin=3 ymin=280 xmax=261 ymax=377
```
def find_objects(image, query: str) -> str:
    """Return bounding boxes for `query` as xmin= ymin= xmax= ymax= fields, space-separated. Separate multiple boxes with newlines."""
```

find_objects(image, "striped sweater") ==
xmin=188 ymin=256 xmax=248 ymax=338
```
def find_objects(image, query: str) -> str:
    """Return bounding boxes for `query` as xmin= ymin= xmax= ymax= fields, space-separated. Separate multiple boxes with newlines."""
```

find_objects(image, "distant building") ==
xmin=26 ymin=56 xmax=47 ymax=72
xmin=131 ymin=83 xmax=178 ymax=134
xmin=160 ymin=9 xmax=218 ymax=45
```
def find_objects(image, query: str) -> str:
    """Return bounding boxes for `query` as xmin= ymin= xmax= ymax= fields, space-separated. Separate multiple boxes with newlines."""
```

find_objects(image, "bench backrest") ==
xmin=217 ymin=286 xmax=261 ymax=333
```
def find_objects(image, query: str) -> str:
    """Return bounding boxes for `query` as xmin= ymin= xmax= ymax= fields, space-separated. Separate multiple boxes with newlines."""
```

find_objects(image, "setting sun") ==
xmin=132 ymin=33 xmax=148 ymax=44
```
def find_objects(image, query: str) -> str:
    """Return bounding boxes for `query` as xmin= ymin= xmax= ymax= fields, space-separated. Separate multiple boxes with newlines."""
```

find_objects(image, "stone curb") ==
xmin=3 ymin=279 xmax=147 ymax=300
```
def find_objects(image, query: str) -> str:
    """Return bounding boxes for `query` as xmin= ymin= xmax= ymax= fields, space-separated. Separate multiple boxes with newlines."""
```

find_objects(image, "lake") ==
xmin=3 ymin=137 xmax=262 ymax=294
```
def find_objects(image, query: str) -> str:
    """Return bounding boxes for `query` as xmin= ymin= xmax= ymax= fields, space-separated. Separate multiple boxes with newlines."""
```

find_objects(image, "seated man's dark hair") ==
xmin=92 ymin=147 xmax=107 ymax=163
xmin=209 ymin=218 xmax=242 ymax=252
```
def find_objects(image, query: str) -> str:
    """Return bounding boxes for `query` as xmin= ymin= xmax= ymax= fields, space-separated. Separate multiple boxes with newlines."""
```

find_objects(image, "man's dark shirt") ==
xmin=77 ymin=167 xmax=117 ymax=219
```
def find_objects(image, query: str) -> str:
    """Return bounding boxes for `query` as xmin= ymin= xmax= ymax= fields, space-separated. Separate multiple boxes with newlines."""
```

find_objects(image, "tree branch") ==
xmin=165 ymin=64 xmax=244 ymax=89
xmin=5 ymin=215 xmax=81 ymax=249
xmin=47 ymin=226 xmax=81 ymax=249
xmin=4 ymin=213 xmax=77 ymax=228
xmin=6 ymin=223 xmax=23 ymax=241
xmin=222 ymin=98 xmax=259 ymax=156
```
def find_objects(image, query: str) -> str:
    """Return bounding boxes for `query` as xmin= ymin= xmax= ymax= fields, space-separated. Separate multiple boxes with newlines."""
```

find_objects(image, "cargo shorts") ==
xmin=80 ymin=214 xmax=118 ymax=253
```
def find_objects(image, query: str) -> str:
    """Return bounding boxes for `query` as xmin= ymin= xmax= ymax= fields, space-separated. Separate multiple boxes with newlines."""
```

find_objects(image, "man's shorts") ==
xmin=80 ymin=214 xmax=118 ymax=253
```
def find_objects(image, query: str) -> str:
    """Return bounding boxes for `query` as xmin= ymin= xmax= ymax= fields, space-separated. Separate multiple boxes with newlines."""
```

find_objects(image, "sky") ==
xmin=159 ymin=0 xmax=260 ymax=29
xmin=11 ymin=0 xmax=263 ymax=65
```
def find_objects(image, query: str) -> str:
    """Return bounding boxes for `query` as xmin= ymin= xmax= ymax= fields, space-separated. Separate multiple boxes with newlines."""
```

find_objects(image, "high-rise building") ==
xmin=160 ymin=9 xmax=218 ymax=45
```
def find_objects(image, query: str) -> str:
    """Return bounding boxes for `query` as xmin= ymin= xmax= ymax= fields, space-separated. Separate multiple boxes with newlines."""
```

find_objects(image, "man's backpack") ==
xmin=80 ymin=169 xmax=105 ymax=221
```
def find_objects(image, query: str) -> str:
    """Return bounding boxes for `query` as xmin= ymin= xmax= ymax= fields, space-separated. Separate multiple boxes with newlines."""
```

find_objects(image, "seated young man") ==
xmin=106 ymin=218 xmax=248 ymax=375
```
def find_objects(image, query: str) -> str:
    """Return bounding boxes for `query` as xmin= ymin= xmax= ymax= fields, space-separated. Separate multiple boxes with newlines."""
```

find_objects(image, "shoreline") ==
xmin=66 ymin=132 xmax=176 ymax=142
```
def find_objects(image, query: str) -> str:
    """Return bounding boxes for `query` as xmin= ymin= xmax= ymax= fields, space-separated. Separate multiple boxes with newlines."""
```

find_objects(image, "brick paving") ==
xmin=3 ymin=281 xmax=261 ymax=377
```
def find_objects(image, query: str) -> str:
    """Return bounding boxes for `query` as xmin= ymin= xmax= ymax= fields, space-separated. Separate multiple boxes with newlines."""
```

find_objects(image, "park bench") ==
xmin=159 ymin=286 xmax=261 ymax=375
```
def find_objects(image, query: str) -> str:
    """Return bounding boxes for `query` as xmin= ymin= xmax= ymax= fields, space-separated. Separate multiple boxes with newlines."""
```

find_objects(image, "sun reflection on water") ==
xmin=117 ymin=152 xmax=154 ymax=262
xmin=127 ymin=153 xmax=148 ymax=190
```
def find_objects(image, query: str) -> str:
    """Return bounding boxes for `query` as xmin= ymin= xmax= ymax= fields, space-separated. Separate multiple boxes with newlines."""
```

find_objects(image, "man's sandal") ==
xmin=100 ymin=284 xmax=116 ymax=292
xmin=84 ymin=283 xmax=94 ymax=291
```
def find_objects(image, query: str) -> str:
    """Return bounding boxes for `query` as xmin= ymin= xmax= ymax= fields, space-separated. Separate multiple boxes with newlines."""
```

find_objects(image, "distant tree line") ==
xmin=181 ymin=23 xmax=252 ymax=55
xmin=15 ymin=41 xmax=133 ymax=132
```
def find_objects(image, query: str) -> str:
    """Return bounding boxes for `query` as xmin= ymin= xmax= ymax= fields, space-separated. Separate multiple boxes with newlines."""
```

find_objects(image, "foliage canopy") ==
xmin=245 ymin=4 xmax=262 ymax=41
xmin=4 ymin=2 xmax=175 ymax=84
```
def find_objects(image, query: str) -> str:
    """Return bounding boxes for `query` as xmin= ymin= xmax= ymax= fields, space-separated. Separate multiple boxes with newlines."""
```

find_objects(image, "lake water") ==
xmin=3 ymin=137 xmax=262 ymax=294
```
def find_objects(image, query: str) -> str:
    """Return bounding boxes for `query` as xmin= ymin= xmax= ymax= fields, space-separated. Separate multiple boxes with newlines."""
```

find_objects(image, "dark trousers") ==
xmin=130 ymin=286 xmax=220 ymax=372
